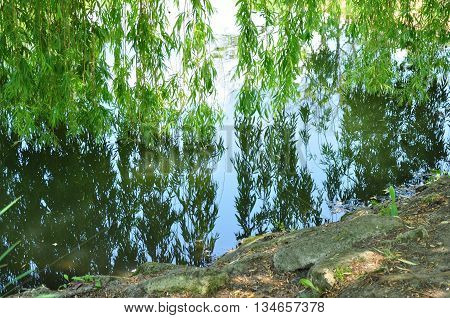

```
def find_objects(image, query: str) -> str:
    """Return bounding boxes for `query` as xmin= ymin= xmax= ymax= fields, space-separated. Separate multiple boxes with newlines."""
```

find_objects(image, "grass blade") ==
xmin=0 ymin=197 xmax=22 ymax=217
xmin=0 ymin=241 xmax=20 ymax=263
xmin=2 ymin=269 xmax=34 ymax=294
xmin=398 ymin=258 xmax=417 ymax=266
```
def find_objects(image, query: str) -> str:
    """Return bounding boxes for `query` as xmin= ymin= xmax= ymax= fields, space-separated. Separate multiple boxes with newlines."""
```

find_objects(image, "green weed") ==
xmin=62 ymin=274 xmax=102 ymax=289
xmin=379 ymin=186 xmax=398 ymax=217
xmin=427 ymin=170 xmax=449 ymax=184
xmin=299 ymin=278 xmax=321 ymax=293
xmin=334 ymin=266 xmax=352 ymax=282
xmin=388 ymin=186 xmax=398 ymax=217
xmin=373 ymin=247 xmax=418 ymax=266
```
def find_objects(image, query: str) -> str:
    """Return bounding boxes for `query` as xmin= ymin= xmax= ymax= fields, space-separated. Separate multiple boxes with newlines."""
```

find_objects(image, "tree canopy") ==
xmin=0 ymin=0 xmax=448 ymax=145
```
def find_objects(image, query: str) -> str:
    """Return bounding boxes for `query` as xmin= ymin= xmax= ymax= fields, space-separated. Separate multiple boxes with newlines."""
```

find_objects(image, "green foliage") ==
xmin=0 ymin=241 xmax=20 ymax=265
xmin=62 ymin=274 xmax=102 ymax=289
xmin=0 ymin=0 xmax=447 ymax=145
xmin=388 ymin=186 xmax=398 ymax=217
xmin=427 ymin=169 xmax=450 ymax=184
xmin=369 ymin=199 xmax=381 ymax=208
xmin=378 ymin=186 xmax=398 ymax=217
xmin=373 ymin=247 xmax=399 ymax=261
xmin=0 ymin=199 xmax=20 ymax=265
xmin=373 ymin=247 xmax=418 ymax=266
xmin=0 ymin=0 xmax=221 ymax=145
xmin=299 ymin=278 xmax=321 ymax=293
xmin=334 ymin=266 xmax=352 ymax=282
xmin=234 ymin=0 xmax=448 ymax=116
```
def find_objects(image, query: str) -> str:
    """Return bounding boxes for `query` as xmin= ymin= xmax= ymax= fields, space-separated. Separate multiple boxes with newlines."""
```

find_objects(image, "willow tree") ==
xmin=0 ymin=0 xmax=448 ymax=145
xmin=0 ymin=0 xmax=219 ymax=145
xmin=234 ymin=0 xmax=449 ymax=116
xmin=0 ymin=1 xmax=112 ymax=144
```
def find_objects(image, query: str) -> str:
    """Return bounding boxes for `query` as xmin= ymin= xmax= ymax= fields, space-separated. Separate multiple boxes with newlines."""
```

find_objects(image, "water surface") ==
xmin=1 ymin=48 xmax=449 ymax=292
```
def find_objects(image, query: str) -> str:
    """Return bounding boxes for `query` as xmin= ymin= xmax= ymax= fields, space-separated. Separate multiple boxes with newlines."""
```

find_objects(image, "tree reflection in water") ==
xmin=0 ymin=134 xmax=223 ymax=291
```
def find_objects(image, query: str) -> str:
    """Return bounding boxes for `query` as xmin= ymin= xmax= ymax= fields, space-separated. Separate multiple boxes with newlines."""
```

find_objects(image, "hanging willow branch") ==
xmin=0 ymin=0 xmax=220 ymax=145
xmin=234 ymin=0 xmax=448 ymax=116
xmin=0 ymin=0 xmax=448 ymax=145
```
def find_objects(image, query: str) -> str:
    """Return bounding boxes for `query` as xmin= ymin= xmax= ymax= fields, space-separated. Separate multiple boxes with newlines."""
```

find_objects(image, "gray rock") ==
xmin=127 ymin=267 xmax=229 ymax=297
xmin=12 ymin=286 xmax=54 ymax=298
xmin=273 ymin=214 xmax=402 ymax=272
xmin=395 ymin=226 xmax=429 ymax=242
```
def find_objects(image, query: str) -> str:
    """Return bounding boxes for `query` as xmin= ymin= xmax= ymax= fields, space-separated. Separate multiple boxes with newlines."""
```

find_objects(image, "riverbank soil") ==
xmin=15 ymin=177 xmax=449 ymax=298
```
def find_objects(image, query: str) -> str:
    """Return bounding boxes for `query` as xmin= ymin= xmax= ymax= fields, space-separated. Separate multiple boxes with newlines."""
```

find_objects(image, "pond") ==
xmin=0 ymin=40 xmax=449 ymax=293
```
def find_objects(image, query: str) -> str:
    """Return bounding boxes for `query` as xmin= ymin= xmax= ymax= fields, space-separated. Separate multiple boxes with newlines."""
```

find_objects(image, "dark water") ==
xmin=1 ymin=77 xmax=449 ymax=293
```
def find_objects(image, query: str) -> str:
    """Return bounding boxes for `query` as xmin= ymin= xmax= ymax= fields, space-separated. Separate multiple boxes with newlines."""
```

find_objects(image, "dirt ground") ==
xmin=327 ymin=177 xmax=450 ymax=297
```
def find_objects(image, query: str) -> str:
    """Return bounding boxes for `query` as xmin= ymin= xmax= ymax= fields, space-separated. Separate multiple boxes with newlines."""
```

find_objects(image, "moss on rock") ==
xmin=127 ymin=267 xmax=229 ymax=297
xmin=134 ymin=262 xmax=186 ymax=276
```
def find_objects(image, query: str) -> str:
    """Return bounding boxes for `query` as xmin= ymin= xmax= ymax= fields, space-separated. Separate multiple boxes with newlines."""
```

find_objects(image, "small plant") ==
xmin=380 ymin=186 xmax=398 ymax=217
xmin=369 ymin=198 xmax=381 ymax=208
xmin=334 ymin=266 xmax=352 ymax=282
xmin=373 ymin=247 xmax=399 ymax=261
xmin=299 ymin=278 xmax=321 ymax=294
xmin=427 ymin=169 xmax=449 ymax=184
xmin=373 ymin=247 xmax=418 ymax=266
xmin=388 ymin=186 xmax=398 ymax=217
xmin=62 ymin=274 xmax=102 ymax=289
